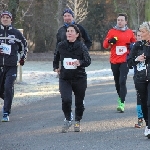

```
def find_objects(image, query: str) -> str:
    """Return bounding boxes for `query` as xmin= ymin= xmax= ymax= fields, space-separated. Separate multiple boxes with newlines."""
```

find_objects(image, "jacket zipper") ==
xmin=146 ymin=63 xmax=148 ymax=81
xmin=2 ymin=28 xmax=6 ymax=65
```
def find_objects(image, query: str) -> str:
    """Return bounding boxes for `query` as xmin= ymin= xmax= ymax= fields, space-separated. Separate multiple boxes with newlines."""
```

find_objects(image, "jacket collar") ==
xmin=0 ymin=24 xmax=12 ymax=30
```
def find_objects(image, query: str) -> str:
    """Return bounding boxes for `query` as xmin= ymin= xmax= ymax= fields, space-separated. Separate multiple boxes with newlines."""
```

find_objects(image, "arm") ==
xmin=77 ymin=25 xmax=92 ymax=50
xmin=74 ymin=44 xmax=91 ymax=67
xmin=127 ymin=42 xmax=143 ymax=68
xmin=103 ymin=30 xmax=113 ymax=49
xmin=53 ymin=45 xmax=60 ymax=71
xmin=17 ymin=30 xmax=28 ymax=65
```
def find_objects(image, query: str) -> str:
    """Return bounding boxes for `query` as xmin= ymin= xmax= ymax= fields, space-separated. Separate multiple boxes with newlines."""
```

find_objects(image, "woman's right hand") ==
xmin=54 ymin=68 xmax=60 ymax=74
xmin=136 ymin=53 xmax=146 ymax=62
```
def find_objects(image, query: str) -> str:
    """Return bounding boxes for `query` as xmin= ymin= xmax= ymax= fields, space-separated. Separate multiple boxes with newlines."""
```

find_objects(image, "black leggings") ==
xmin=59 ymin=77 xmax=87 ymax=121
xmin=135 ymin=81 xmax=150 ymax=128
xmin=111 ymin=62 xmax=129 ymax=103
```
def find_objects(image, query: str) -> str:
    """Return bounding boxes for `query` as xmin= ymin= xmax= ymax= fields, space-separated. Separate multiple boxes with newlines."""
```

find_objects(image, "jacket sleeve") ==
xmin=77 ymin=25 xmax=92 ymax=50
xmin=127 ymin=42 xmax=141 ymax=68
xmin=53 ymin=45 xmax=60 ymax=71
xmin=79 ymin=44 xmax=91 ymax=67
xmin=17 ymin=30 xmax=28 ymax=61
xmin=103 ymin=30 xmax=112 ymax=49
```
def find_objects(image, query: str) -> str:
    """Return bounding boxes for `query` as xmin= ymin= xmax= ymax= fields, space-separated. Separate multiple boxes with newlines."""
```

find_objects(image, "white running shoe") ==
xmin=144 ymin=126 xmax=148 ymax=137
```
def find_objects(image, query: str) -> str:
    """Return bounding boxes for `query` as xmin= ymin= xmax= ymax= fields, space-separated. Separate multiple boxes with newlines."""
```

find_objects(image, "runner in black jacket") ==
xmin=0 ymin=11 xmax=28 ymax=122
xmin=56 ymin=8 xmax=92 ymax=50
xmin=127 ymin=22 xmax=150 ymax=139
xmin=53 ymin=24 xmax=91 ymax=133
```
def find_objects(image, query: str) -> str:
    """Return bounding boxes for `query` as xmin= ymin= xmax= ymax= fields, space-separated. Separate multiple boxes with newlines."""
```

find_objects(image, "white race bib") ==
xmin=63 ymin=58 xmax=77 ymax=69
xmin=116 ymin=46 xmax=127 ymax=55
xmin=137 ymin=61 xmax=146 ymax=71
xmin=1 ymin=43 xmax=11 ymax=55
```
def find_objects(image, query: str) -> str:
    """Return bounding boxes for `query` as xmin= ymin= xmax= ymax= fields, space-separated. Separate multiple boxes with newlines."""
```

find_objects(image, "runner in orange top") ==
xmin=103 ymin=13 xmax=136 ymax=112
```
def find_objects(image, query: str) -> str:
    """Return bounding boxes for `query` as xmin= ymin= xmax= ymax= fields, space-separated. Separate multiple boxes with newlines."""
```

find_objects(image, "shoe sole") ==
xmin=135 ymin=124 xmax=141 ymax=128
xmin=62 ymin=127 xmax=69 ymax=133
xmin=74 ymin=127 xmax=80 ymax=132
xmin=117 ymin=108 xmax=124 ymax=113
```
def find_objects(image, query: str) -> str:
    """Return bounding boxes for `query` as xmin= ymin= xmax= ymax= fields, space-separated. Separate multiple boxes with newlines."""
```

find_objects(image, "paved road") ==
xmin=0 ymin=76 xmax=149 ymax=150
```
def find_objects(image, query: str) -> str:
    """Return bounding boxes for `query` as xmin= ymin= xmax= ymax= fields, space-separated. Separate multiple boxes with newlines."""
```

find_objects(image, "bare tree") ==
xmin=67 ymin=0 xmax=88 ymax=23
xmin=57 ymin=0 xmax=67 ymax=28
xmin=127 ymin=0 xmax=145 ymax=30
xmin=0 ymin=0 xmax=8 ymax=11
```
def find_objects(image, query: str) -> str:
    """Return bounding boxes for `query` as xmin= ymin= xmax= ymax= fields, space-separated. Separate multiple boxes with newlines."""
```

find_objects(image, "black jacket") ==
xmin=127 ymin=41 xmax=150 ymax=82
xmin=53 ymin=40 xmax=91 ymax=80
xmin=56 ymin=24 xmax=92 ymax=50
xmin=0 ymin=25 xmax=28 ymax=66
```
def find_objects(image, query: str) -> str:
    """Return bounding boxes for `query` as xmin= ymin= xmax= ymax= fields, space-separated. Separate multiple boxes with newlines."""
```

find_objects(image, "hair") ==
xmin=118 ymin=13 xmax=128 ymax=21
xmin=139 ymin=21 xmax=150 ymax=32
xmin=67 ymin=24 xmax=83 ymax=41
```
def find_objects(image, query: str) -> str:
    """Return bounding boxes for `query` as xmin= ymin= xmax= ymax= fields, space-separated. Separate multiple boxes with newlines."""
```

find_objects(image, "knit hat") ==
xmin=1 ymin=11 xmax=12 ymax=19
xmin=63 ymin=8 xmax=74 ymax=17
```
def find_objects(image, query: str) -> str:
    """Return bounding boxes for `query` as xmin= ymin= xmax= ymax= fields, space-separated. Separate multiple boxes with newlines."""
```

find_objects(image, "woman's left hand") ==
xmin=74 ymin=60 xmax=80 ymax=66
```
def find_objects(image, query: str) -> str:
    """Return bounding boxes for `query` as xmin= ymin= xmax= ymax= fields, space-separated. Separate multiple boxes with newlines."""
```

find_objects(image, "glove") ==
xmin=19 ymin=59 xmax=24 ymax=66
xmin=108 ymin=37 xmax=118 ymax=44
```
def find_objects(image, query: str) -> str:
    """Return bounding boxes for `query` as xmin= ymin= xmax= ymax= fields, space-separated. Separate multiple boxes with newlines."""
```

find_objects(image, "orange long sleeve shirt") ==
xmin=103 ymin=28 xmax=136 ymax=64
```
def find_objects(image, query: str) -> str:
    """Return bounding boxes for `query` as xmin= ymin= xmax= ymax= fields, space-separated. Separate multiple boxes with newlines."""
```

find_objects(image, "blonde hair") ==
xmin=139 ymin=21 xmax=150 ymax=32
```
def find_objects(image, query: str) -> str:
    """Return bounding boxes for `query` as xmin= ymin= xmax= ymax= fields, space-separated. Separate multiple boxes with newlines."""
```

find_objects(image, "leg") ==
xmin=72 ymin=78 xmax=87 ymax=121
xmin=0 ymin=67 xmax=5 ymax=100
xmin=2 ymin=66 xmax=17 ymax=122
xmin=3 ymin=66 xmax=17 ymax=114
xmin=135 ymin=81 xmax=148 ymax=126
xmin=59 ymin=78 xmax=72 ymax=121
xmin=119 ymin=62 xmax=129 ymax=103
xmin=72 ymin=77 xmax=87 ymax=132
xmin=111 ymin=63 xmax=120 ymax=97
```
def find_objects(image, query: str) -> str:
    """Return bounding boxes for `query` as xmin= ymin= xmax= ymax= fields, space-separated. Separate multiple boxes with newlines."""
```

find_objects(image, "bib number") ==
xmin=116 ymin=46 xmax=127 ymax=55
xmin=63 ymin=58 xmax=77 ymax=69
xmin=137 ymin=61 xmax=146 ymax=71
xmin=1 ymin=43 xmax=11 ymax=55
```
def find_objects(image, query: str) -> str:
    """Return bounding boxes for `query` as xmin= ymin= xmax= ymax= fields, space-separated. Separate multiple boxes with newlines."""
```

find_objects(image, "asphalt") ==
xmin=0 ymin=75 xmax=150 ymax=150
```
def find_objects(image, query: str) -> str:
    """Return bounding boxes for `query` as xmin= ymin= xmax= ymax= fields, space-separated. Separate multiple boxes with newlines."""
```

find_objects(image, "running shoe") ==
xmin=135 ymin=118 xmax=143 ymax=128
xmin=117 ymin=103 xmax=125 ymax=113
xmin=117 ymin=98 xmax=121 ymax=111
xmin=147 ymin=129 xmax=150 ymax=139
xmin=62 ymin=120 xmax=72 ymax=133
xmin=74 ymin=121 xmax=80 ymax=132
xmin=1 ymin=113 xmax=9 ymax=122
xmin=144 ymin=126 xmax=148 ymax=137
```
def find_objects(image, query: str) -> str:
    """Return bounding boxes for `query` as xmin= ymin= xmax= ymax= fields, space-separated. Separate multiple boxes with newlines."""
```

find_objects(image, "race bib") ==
xmin=116 ymin=46 xmax=127 ymax=55
xmin=63 ymin=58 xmax=77 ymax=69
xmin=137 ymin=61 xmax=146 ymax=71
xmin=1 ymin=43 xmax=11 ymax=55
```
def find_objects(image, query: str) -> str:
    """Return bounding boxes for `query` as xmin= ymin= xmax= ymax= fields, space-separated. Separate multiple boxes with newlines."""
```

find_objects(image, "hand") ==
xmin=73 ymin=60 xmax=80 ymax=67
xmin=108 ymin=37 xmax=118 ymax=44
xmin=136 ymin=53 xmax=145 ymax=62
xmin=54 ymin=68 xmax=60 ymax=74
xmin=19 ymin=59 xmax=24 ymax=66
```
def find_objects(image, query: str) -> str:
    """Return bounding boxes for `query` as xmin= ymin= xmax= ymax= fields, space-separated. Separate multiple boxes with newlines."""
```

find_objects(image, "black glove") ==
xmin=108 ymin=37 xmax=117 ymax=44
xmin=19 ymin=59 xmax=24 ymax=66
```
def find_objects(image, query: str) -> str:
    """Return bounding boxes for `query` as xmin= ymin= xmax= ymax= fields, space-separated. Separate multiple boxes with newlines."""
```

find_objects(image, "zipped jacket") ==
xmin=127 ymin=41 xmax=150 ymax=82
xmin=0 ymin=25 xmax=28 ymax=66
xmin=53 ymin=40 xmax=91 ymax=80
xmin=56 ymin=24 xmax=92 ymax=50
